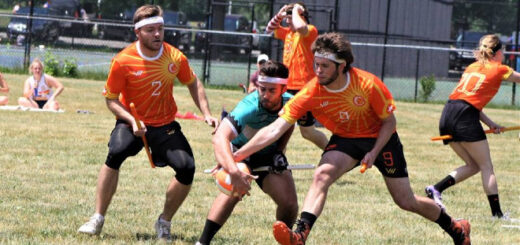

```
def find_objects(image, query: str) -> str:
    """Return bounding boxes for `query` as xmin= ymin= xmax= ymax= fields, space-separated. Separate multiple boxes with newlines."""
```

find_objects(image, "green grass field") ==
xmin=0 ymin=73 xmax=519 ymax=244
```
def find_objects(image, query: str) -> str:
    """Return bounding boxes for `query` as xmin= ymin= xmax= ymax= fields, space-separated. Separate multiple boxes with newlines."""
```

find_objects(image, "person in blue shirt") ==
xmin=197 ymin=60 xmax=297 ymax=245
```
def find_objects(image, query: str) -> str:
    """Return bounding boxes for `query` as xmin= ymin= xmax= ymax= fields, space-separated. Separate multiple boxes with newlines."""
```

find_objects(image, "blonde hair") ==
xmin=29 ymin=58 xmax=44 ymax=74
xmin=474 ymin=34 xmax=502 ymax=63
xmin=133 ymin=5 xmax=163 ymax=24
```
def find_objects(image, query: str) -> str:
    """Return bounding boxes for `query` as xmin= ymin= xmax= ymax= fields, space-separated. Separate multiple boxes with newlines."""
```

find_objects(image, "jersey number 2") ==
xmin=151 ymin=81 xmax=162 ymax=96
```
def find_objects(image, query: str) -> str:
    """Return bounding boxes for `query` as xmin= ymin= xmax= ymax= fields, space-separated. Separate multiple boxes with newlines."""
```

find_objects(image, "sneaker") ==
xmin=425 ymin=185 xmax=446 ymax=211
xmin=155 ymin=215 xmax=172 ymax=241
xmin=273 ymin=220 xmax=310 ymax=245
xmin=451 ymin=219 xmax=471 ymax=245
xmin=78 ymin=214 xmax=104 ymax=235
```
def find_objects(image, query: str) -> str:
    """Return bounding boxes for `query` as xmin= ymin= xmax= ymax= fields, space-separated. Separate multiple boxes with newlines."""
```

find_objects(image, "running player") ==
xmin=265 ymin=2 xmax=328 ymax=150
xmin=233 ymin=33 xmax=471 ymax=245
xmin=196 ymin=60 xmax=297 ymax=245
xmin=425 ymin=34 xmax=520 ymax=218
xmin=77 ymin=5 xmax=218 ymax=240
xmin=0 ymin=72 xmax=9 ymax=105
xmin=18 ymin=58 xmax=64 ymax=110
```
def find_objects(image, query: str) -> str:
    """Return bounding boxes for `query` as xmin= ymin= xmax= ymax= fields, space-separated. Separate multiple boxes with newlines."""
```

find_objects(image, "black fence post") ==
xmin=381 ymin=0 xmax=391 ymax=81
xmin=414 ymin=49 xmax=420 ymax=102
xmin=23 ymin=0 xmax=35 ymax=69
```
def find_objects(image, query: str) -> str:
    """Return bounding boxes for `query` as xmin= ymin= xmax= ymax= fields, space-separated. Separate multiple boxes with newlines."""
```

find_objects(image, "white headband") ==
xmin=258 ymin=75 xmax=287 ymax=85
xmin=134 ymin=16 xmax=164 ymax=30
xmin=314 ymin=51 xmax=346 ymax=64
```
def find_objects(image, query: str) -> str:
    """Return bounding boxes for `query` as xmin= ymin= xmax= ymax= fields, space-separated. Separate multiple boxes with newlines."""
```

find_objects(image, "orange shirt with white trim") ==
xmin=103 ymin=42 xmax=196 ymax=127
xmin=274 ymin=25 xmax=318 ymax=90
xmin=280 ymin=67 xmax=396 ymax=138
xmin=449 ymin=61 xmax=512 ymax=111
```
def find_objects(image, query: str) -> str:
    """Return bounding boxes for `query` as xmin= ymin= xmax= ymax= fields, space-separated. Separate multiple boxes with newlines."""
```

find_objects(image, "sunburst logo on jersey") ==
xmin=353 ymin=95 xmax=365 ymax=106
xmin=168 ymin=63 xmax=178 ymax=74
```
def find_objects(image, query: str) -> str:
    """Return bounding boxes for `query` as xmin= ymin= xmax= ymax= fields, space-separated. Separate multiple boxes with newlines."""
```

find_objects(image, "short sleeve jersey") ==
xmin=226 ymin=91 xmax=293 ymax=154
xmin=274 ymin=25 xmax=318 ymax=90
xmin=280 ymin=67 xmax=396 ymax=138
xmin=103 ymin=42 xmax=196 ymax=126
xmin=449 ymin=61 xmax=513 ymax=111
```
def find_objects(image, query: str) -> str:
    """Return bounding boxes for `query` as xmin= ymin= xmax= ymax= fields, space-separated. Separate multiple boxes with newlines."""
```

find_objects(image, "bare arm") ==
xmin=22 ymin=78 xmax=34 ymax=99
xmin=265 ymin=5 xmax=290 ymax=34
xmin=212 ymin=120 xmax=256 ymax=196
xmin=105 ymin=98 xmax=146 ymax=137
xmin=361 ymin=114 xmax=396 ymax=169
xmin=0 ymin=73 xmax=9 ymax=93
xmin=479 ymin=111 xmax=502 ymax=133
xmin=291 ymin=4 xmax=308 ymax=36
xmin=233 ymin=117 xmax=294 ymax=162
xmin=276 ymin=124 xmax=295 ymax=152
xmin=505 ymin=70 xmax=520 ymax=83
xmin=187 ymin=77 xmax=218 ymax=128
xmin=45 ymin=75 xmax=64 ymax=101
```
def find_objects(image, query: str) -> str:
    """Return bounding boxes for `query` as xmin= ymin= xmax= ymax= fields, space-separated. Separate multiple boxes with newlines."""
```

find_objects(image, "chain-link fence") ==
xmin=0 ymin=0 xmax=519 ymax=107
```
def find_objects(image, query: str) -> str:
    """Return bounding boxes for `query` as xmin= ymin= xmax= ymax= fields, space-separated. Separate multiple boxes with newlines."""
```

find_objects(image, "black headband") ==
xmin=492 ymin=41 xmax=502 ymax=53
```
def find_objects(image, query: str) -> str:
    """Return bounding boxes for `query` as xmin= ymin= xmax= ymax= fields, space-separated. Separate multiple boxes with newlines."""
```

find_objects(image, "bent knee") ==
xmin=394 ymin=197 xmax=417 ymax=212
xmin=167 ymin=150 xmax=195 ymax=185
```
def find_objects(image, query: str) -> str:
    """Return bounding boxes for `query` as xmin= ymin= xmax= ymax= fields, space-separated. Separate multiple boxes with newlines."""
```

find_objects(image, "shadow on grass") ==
xmin=136 ymin=232 xmax=199 ymax=243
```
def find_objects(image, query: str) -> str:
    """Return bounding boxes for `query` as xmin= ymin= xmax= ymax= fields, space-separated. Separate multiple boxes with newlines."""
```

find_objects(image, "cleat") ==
xmin=453 ymin=219 xmax=471 ymax=245
xmin=155 ymin=215 xmax=172 ymax=241
xmin=78 ymin=215 xmax=104 ymax=235
xmin=425 ymin=185 xmax=446 ymax=211
xmin=273 ymin=220 xmax=309 ymax=245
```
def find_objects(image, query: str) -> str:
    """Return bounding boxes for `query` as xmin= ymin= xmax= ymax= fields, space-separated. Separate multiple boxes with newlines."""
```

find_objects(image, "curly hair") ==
xmin=311 ymin=32 xmax=354 ymax=73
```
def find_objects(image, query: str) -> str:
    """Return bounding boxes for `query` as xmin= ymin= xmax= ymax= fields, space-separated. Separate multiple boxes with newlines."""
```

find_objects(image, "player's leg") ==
xmin=78 ymin=121 xmax=143 ymax=235
xmin=273 ymin=150 xmax=355 ymax=245
xmin=0 ymin=96 xmax=8 ymax=105
xmin=384 ymin=177 xmax=470 ymax=244
xmin=17 ymin=97 xmax=38 ymax=108
xmin=198 ymin=193 xmax=240 ymax=244
xmin=460 ymin=140 xmax=503 ymax=217
xmin=43 ymin=100 xmax=60 ymax=110
xmin=262 ymin=170 xmax=298 ymax=227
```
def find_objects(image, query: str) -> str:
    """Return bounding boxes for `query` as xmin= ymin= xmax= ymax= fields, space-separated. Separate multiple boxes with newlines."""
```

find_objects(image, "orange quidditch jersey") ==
xmin=449 ymin=61 xmax=512 ymax=111
xmin=274 ymin=25 xmax=318 ymax=90
xmin=103 ymin=42 xmax=196 ymax=126
xmin=280 ymin=67 xmax=396 ymax=138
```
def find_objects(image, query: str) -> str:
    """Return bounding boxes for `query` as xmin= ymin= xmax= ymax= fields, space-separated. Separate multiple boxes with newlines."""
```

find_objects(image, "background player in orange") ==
xmin=0 ymin=72 xmax=9 ymax=105
xmin=425 ymin=34 xmax=520 ymax=218
xmin=77 ymin=5 xmax=218 ymax=240
xmin=265 ymin=2 xmax=328 ymax=150
xmin=233 ymin=33 xmax=471 ymax=245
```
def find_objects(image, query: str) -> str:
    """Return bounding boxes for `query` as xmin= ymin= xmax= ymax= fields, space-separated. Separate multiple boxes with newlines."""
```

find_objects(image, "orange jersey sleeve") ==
xmin=276 ymin=25 xmax=318 ymax=90
xmin=449 ymin=61 xmax=512 ymax=110
xmin=280 ymin=68 xmax=395 ymax=138
xmin=103 ymin=42 xmax=196 ymax=126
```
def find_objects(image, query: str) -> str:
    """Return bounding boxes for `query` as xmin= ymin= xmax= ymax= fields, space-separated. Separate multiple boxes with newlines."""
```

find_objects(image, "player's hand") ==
xmin=272 ymin=152 xmax=288 ymax=174
xmin=360 ymin=151 xmax=376 ymax=171
xmin=277 ymin=4 xmax=290 ymax=18
xmin=488 ymin=122 xmax=503 ymax=134
xmin=230 ymin=170 xmax=257 ymax=200
xmin=293 ymin=4 xmax=305 ymax=15
xmin=204 ymin=115 xmax=219 ymax=132
xmin=132 ymin=120 xmax=147 ymax=137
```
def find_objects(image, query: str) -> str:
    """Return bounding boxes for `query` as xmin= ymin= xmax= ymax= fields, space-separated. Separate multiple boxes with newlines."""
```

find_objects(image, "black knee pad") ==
xmin=166 ymin=149 xmax=195 ymax=185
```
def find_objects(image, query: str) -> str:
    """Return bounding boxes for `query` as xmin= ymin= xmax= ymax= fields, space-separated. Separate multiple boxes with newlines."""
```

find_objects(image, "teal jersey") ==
xmin=225 ymin=91 xmax=293 ymax=155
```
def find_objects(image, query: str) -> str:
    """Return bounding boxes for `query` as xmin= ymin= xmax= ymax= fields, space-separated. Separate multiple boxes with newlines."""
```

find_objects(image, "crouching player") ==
xmin=196 ymin=60 xmax=298 ymax=245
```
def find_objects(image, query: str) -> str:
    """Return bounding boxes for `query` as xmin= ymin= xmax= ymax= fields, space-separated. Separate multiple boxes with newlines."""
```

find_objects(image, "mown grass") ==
xmin=0 ymin=73 xmax=519 ymax=244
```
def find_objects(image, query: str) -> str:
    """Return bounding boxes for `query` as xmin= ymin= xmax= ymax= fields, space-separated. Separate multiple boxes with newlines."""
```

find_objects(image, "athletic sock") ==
xmin=434 ymin=175 xmax=456 ymax=193
xmin=299 ymin=211 xmax=317 ymax=230
xmin=198 ymin=219 xmax=222 ymax=245
xmin=435 ymin=210 xmax=463 ymax=241
xmin=487 ymin=194 xmax=503 ymax=217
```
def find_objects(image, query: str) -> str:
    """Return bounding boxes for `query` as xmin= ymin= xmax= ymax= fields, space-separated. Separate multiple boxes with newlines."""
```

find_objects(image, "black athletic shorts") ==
xmin=287 ymin=89 xmax=315 ymax=127
xmin=232 ymin=145 xmax=286 ymax=189
xmin=439 ymin=100 xmax=486 ymax=145
xmin=323 ymin=132 xmax=408 ymax=178
xmin=105 ymin=120 xmax=193 ymax=169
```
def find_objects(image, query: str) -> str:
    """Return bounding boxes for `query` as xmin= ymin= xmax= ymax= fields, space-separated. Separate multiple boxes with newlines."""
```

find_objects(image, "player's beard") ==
xmin=143 ymin=36 xmax=163 ymax=51
xmin=261 ymin=98 xmax=282 ymax=112
xmin=318 ymin=66 xmax=339 ymax=86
